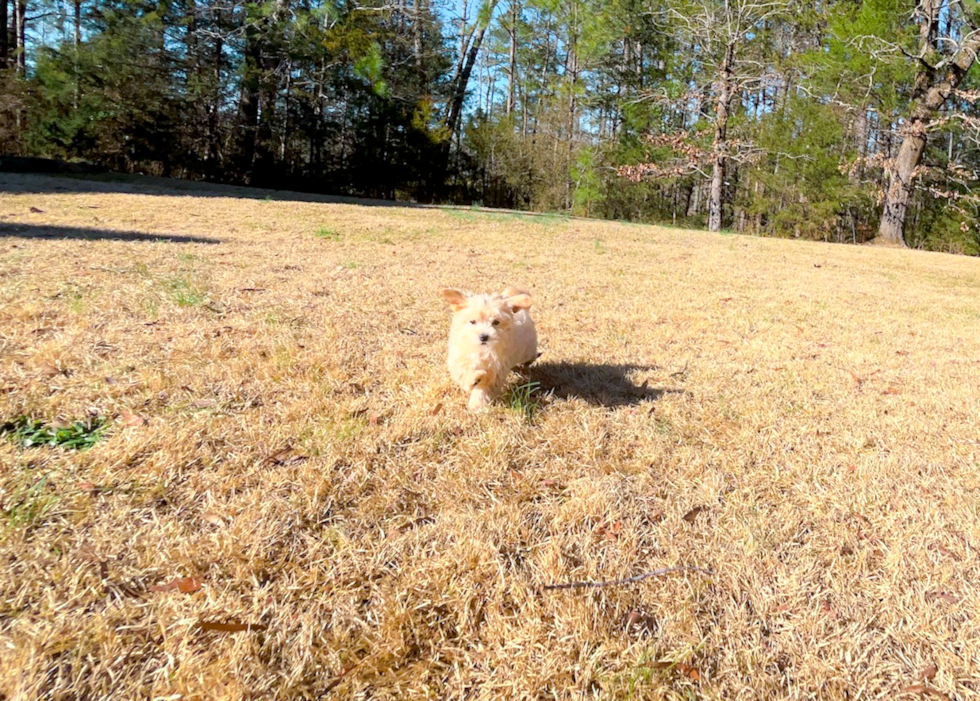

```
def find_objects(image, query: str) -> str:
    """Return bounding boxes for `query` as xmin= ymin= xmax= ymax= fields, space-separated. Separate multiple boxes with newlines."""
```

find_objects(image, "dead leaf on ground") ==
xmin=201 ymin=512 xmax=225 ymax=527
xmin=926 ymin=591 xmax=960 ymax=605
xmin=149 ymin=576 xmax=204 ymax=594
xmin=596 ymin=519 xmax=623 ymax=541
xmin=265 ymin=445 xmax=308 ymax=466
xmin=75 ymin=542 xmax=102 ymax=564
xmin=198 ymin=620 xmax=267 ymax=633
xmin=29 ymin=206 xmax=44 ymax=213
xmin=676 ymin=663 xmax=701 ymax=681
xmin=624 ymin=610 xmax=657 ymax=633
xmin=927 ymin=543 xmax=960 ymax=560
xmin=37 ymin=363 xmax=63 ymax=378
xmin=919 ymin=664 xmax=938 ymax=681
xmin=899 ymin=684 xmax=948 ymax=700
xmin=430 ymin=402 xmax=443 ymax=416
xmin=683 ymin=506 xmax=708 ymax=524
xmin=120 ymin=410 xmax=148 ymax=427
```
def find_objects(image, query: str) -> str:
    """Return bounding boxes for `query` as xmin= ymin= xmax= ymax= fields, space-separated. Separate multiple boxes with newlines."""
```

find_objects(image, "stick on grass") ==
xmin=543 ymin=565 xmax=713 ymax=591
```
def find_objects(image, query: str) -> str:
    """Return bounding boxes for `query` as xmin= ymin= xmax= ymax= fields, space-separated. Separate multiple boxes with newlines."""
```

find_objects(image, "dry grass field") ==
xmin=2 ymin=172 xmax=980 ymax=700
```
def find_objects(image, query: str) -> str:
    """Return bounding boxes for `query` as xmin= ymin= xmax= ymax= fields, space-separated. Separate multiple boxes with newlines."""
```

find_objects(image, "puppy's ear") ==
xmin=506 ymin=292 xmax=532 ymax=312
xmin=441 ymin=288 xmax=469 ymax=311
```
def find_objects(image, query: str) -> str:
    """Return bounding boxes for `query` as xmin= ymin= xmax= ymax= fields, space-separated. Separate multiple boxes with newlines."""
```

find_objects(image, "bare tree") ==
xmin=620 ymin=0 xmax=786 ymax=231
xmin=445 ymin=0 xmax=501 ymax=139
xmin=877 ymin=1 xmax=980 ymax=246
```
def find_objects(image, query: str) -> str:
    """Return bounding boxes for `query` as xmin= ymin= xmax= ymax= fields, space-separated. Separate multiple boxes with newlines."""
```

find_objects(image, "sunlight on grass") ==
xmin=2 ymin=172 xmax=980 ymax=700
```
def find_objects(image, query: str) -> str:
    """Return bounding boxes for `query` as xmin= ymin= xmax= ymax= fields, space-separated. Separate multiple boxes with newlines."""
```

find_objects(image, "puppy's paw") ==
xmin=469 ymin=370 xmax=488 ymax=389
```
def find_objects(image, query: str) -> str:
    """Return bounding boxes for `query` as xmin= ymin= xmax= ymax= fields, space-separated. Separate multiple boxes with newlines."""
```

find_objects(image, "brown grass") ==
xmin=2 ymin=172 xmax=980 ymax=700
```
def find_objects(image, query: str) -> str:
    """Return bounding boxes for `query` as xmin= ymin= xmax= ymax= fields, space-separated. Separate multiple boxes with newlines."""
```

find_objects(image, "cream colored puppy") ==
xmin=441 ymin=286 xmax=538 ymax=411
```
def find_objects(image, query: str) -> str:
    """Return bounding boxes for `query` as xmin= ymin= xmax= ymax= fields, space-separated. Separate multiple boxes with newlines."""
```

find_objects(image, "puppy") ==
xmin=441 ymin=286 xmax=538 ymax=411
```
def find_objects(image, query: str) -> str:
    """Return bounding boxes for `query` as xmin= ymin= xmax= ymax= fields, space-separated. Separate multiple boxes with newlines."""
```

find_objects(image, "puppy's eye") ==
xmin=469 ymin=320 xmax=477 ymax=325
xmin=492 ymin=319 xmax=500 ymax=326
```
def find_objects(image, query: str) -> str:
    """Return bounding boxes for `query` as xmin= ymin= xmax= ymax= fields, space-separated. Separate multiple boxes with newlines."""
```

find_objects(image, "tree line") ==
xmin=3 ymin=0 xmax=980 ymax=253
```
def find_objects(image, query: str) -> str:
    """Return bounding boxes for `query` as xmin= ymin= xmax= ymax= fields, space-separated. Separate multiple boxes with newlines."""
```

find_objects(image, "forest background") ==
xmin=3 ymin=0 xmax=980 ymax=253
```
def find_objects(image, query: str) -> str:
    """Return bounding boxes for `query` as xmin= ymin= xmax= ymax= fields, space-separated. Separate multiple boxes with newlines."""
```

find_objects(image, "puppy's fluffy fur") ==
xmin=441 ymin=286 xmax=538 ymax=410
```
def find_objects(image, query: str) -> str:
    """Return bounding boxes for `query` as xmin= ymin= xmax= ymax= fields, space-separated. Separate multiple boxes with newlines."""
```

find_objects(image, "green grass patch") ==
xmin=315 ymin=226 xmax=342 ymax=241
xmin=2 ymin=473 xmax=60 ymax=528
xmin=164 ymin=274 xmax=205 ymax=307
xmin=505 ymin=380 xmax=542 ymax=422
xmin=2 ymin=416 xmax=107 ymax=450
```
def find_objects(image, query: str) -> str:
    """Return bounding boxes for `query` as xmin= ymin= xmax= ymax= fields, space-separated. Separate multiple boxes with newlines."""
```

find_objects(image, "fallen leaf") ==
xmin=120 ymin=410 xmax=148 ymax=427
xmin=149 ymin=576 xmax=204 ymax=594
xmin=37 ymin=363 xmax=62 ymax=378
xmin=926 ymin=591 xmax=959 ymax=605
xmin=927 ymin=543 xmax=960 ymax=561
xmin=676 ymin=662 xmax=701 ymax=681
xmin=198 ymin=620 xmax=267 ymax=633
xmin=201 ymin=512 xmax=225 ymax=527
xmin=919 ymin=664 xmax=938 ymax=681
xmin=30 ymin=206 xmax=44 ymax=213
xmin=76 ymin=482 xmax=97 ymax=493
xmin=683 ymin=506 xmax=708 ymax=524
xmin=397 ymin=516 xmax=434 ymax=532
xmin=430 ymin=403 xmax=443 ymax=416
xmin=75 ymin=543 xmax=101 ymax=563
xmin=597 ymin=519 xmax=623 ymax=540
xmin=899 ymin=684 xmax=949 ymax=700
xmin=265 ymin=445 xmax=308 ymax=466
xmin=624 ymin=610 xmax=656 ymax=632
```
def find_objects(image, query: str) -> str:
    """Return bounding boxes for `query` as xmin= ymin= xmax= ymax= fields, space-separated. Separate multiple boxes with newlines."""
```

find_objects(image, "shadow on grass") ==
xmin=0 ymin=222 xmax=222 ymax=245
xmin=0 ymin=170 xmax=580 ymax=221
xmin=526 ymin=361 xmax=686 ymax=408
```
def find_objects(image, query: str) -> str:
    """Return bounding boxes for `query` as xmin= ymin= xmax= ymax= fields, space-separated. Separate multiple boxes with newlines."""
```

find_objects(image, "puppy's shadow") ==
xmin=523 ymin=361 xmax=686 ymax=408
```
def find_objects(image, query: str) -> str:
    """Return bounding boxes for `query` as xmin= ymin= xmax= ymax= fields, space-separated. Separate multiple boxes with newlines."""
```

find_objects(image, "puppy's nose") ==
xmin=479 ymin=333 xmax=489 ymax=343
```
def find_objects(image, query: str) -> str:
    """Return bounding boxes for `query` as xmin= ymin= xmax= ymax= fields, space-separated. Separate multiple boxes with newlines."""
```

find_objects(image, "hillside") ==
xmin=2 ymin=173 xmax=980 ymax=699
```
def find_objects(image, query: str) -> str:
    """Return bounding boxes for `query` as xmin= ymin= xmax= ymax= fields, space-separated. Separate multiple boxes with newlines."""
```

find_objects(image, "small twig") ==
xmin=669 ymin=362 xmax=689 ymax=378
xmin=543 ymin=565 xmax=713 ymax=591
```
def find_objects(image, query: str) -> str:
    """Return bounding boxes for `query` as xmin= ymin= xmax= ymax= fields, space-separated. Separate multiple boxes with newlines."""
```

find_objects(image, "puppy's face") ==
xmin=442 ymin=289 xmax=531 ymax=349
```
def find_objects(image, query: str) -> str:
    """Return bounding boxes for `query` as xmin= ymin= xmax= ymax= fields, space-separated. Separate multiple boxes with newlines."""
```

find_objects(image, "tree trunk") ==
xmin=446 ymin=24 xmax=490 ymax=137
xmin=1 ymin=0 xmax=8 ymax=67
xmin=72 ymin=0 xmax=80 ymax=108
xmin=708 ymin=42 xmax=734 ymax=232
xmin=14 ymin=0 xmax=26 ymax=73
xmin=876 ymin=6 xmax=980 ymax=245
xmin=506 ymin=0 xmax=517 ymax=116
xmin=238 ymin=22 xmax=261 ymax=180
xmin=413 ymin=0 xmax=425 ymax=85
xmin=878 ymin=125 xmax=926 ymax=245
